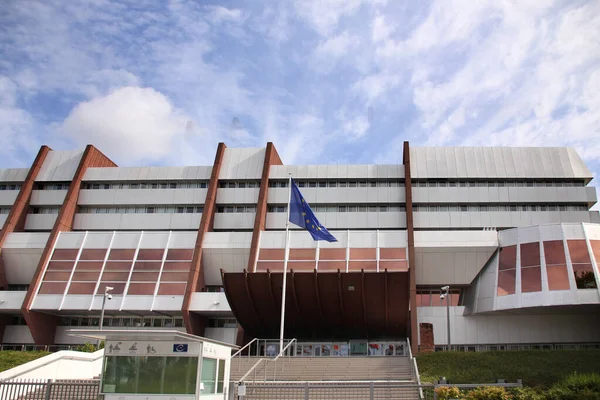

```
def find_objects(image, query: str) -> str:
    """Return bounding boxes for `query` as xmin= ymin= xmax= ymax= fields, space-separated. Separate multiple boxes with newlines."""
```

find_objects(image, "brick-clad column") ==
xmin=403 ymin=141 xmax=418 ymax=355
xmin=419 ymin=323 xmax=435 ymax=352
xmin=247 ymin=142 xmax=283 ymax=272
xmin=22 ymin=145 xmax=116 ymax=345
xmin=182 ymin=143 xmax=227 ymax=335
xmin=0 ymin=146 xmax=51 ymax=290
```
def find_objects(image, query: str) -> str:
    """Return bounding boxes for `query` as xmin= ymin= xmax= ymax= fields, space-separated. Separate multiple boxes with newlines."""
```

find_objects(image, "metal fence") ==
xmin=232 ymin=381 xmax=524 ymax=400
xmin=233 ymin=381 xmax=436 ymax=400
xmin=0 ymin=379 xmax=99 ymax=400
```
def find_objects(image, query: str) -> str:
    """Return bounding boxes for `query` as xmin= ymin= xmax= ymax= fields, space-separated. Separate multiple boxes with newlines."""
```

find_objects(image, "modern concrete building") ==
xmin=0 ymin=143 xmax=599 ymax=355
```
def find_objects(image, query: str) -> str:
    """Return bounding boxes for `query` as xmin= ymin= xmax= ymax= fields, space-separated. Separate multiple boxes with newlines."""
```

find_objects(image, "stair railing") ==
xmin=271 ymin=338 xmax=297 ymax=381
xmin=407 ymin=337 xmax=424 ymax=400
xmin=231 ymin=338 xmax=259 ymax=371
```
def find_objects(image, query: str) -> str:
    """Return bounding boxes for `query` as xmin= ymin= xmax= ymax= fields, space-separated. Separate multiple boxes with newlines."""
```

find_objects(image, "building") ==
xmin=0 ymin=143 xmax=598 ymax=355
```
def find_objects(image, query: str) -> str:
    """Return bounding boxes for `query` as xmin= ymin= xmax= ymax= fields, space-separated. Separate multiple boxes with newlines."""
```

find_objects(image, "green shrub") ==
xmin=76 ymin=342 xmax=98 ymax=353
xmin=545 ymin=373 xmax=600 ymax=400
xmin=464 ymin=386 xmax=511 ymax=400
xmin=435 ymin=386 xmax=462 ymax=399
xmin=508 ymin=387 xmax=545 ymax=400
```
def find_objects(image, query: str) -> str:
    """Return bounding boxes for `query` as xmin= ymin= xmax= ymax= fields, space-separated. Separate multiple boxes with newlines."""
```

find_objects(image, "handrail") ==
xmin=231 ymin=338 xmax=259 ymax=359
xmin=237 ymin=358 xmax=266 ymax=384
xmin=407 ymin=337 xmax=413 ymax=360
xmin=273 ymin=338 xmax=297 ymax=362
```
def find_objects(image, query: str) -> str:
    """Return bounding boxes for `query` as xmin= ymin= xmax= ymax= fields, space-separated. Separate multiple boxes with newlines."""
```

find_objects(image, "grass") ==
xmin=416 ymin=350 xmax=600 ymax=388
xmin=0 ymin=351 xmax=50 ymax=373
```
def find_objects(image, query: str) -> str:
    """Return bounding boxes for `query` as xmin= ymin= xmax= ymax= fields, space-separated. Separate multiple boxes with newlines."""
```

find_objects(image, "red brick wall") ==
xmin=419 ymin=322 xmax=435 ymax=353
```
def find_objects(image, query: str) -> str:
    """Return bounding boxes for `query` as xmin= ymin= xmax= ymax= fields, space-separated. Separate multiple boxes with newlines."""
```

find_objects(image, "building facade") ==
xmin=0 ymin=143 xmax=598 ymax=354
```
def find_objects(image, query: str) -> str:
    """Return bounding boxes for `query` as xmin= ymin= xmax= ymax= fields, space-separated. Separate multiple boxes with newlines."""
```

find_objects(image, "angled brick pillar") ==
xmin=182 ymin=143 xmax=227 ymax=335
xmin=22 ymin=145 xmax=116 ymax=345
xmin=0 ymin=146 xmax=51 ymax=290
xmin=403 ymin=141 xmax=418 ymax=355
xmin=247 ymin=142 xmax=283 ymax=272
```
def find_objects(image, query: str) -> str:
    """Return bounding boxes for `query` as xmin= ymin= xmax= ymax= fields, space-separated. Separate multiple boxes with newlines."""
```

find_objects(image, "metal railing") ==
xmin=0 ymin=379 xmax=99 ymax=400
xmin=0 ymin=345 xmax=80 ymax=352
xmin=232 ymin=381 xmax=524 ymax=400
xmin=407 ymin=337 xmax=425 ymax=400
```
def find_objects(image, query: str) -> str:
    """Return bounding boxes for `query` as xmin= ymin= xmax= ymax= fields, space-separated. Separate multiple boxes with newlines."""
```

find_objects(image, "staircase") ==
xmin=230 ymin=356 xmax=421 ymax=399
xmin=231 ymin=356 xmax=413 ymax=381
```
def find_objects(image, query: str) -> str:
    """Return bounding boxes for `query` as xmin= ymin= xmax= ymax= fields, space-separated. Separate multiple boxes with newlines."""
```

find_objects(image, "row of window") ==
xmin=207 ymin=318 xmax=237 ymax=328
xmin=31 ymin=207 xmax=60 ymax=215
xmin=267 ymin=204 xmax=407 ymax=213
xmin=78 ymin=206 xmax=204 ymax=214
xmin=81 ymin=181 xmax=209 ymax=190
xmin=58 ymin=316 xmax=185 ymax=327
xmin=218 ymin=181 xmax=260 ymax=188
xmin=7 ymin=284 xmax=29 ymax=291
xmin=269 ymin=180 xmax=404 ymax=188
xmin=0 ymin=184 xmax=21 ymax=191
xmin=416 ymin=289 xmax=462 ymax=307
xmin=412 ymin=180 xmax=585 ymax=188
xmin=216 ymin=205 xmax=256 ymax=213
xmin=413 ymin=204 xmax=589 ymax=212
xmin=0 ymin=208 xmax=10 ymax=215
xmin=35 ymin=183 xmax=70 ymax=190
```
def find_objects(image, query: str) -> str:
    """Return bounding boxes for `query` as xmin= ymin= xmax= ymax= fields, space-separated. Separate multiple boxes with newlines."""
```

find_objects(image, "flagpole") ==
xmin=279 ymin=173 xmax=292 ymax=354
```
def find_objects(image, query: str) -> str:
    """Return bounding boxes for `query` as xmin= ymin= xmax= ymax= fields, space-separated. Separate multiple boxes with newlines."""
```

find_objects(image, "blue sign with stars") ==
xmin=288 ymin=179 xmax=337 ymax=242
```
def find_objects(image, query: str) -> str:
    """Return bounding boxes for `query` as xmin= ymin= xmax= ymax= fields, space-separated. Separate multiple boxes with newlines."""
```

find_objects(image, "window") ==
xmin=201 ymin=358 xmax=217 ymax=395
xmin=217 ymin=360 xmax=225 ymax=393
xmin=103 ymin=356 xmax=197 ymax=394
xmin=318 ymin=182 xmax=327 ymax=188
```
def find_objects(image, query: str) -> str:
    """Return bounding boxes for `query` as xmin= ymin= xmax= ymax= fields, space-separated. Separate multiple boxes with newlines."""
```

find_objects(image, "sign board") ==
xmin=238 ymin=384 xmax=246 ymax=396
xmin=105 ymin=341 xmax=200 ymax=356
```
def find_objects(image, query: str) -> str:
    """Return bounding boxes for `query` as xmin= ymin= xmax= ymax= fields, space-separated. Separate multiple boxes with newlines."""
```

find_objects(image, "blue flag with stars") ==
xmin=288 ymin=179 xmax=337 ymax=242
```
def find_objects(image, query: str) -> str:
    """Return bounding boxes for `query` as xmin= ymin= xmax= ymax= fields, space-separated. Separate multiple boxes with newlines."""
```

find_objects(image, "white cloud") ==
xmin=61 ymin=87 xmax=189 ymax=164
xmin=207 ymin=6 xmax=244 ymax=24
xmin=315 ymin=31 xmax=355 ymax=58
xmin=371 ymin=13 xmax=392 ymax=43
xmin=343 ymin=115 xmax=370 ymax=140
xmin=294 ymin=0 xmax=386 ymax=36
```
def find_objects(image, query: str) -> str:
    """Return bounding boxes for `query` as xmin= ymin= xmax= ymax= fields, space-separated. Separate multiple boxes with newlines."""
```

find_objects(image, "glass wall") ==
xmin=102 ymin=356 xmax=197 ymax=394
xmin=200 ymin=358 xmax=226 ymax=396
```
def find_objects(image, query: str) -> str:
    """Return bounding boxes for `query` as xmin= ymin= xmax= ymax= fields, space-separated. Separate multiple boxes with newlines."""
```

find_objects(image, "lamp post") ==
xmin=441 ymin=285 xmax=451 ymax=351
xmin=97 ymin=286 xmax=114 ymax=349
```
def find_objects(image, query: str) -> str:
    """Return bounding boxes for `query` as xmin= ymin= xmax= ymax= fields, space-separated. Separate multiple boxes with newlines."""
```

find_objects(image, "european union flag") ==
xmin=288 ymin=179 xmax=337 ymax=242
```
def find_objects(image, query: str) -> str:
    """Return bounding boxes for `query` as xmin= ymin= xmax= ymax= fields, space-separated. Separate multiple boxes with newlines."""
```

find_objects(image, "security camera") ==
xmin=106 ymin=286 xmax=114 ymax=292
xmin=107 ymin=294 xmax=113 ymax=300
xmin=440 ymin=294 xmax=445 ymax=299
xmin=441 ymin=286 xmax=450 ymax=291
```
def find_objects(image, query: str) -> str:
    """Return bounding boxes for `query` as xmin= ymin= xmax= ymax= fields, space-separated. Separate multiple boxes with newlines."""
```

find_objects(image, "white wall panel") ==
xmin=3 ymin=326 xmax=34 ymax=344
xmin=83 ymin=166 xmax=212 ymax=181
xmin=267 ymin=187 xmax=405 ymax=204
xmin=0 ymin=168 xmax=28 ymax=182
xmin=78 ymin=189 xmax=207 ymax=206
xmin=0 ymin=215 xmax=7 ymax=227
xmin=410 ymin=147 xmax=593 ymax=180
xmin=24 ymin=214 xmax=57 ymax=231
xmin=216 ymin=188 xmax=260 ymax=204
xmin=266 ymin=212 xmax=405 ymax=230
xmin=0 ymin=291 xmax=26 ymax=311
xmin=270 ymin=164 xmax=404 ymax=179
xmin=36 ymin=150 xmax=83 ymax=182
xmin=3 ymin=248 xmax=42 ymax=284
xmin=29 ymin=190 xmax=68 ymax=206
xmin=212 ymin=213 xmax=256 ymax=230
xmin=189 ymin=292 xmax=231 ymax=312
xmin=418 ymin=306 xmax=600 ymax=345
xmin=0 ymin=191 xmax=18 ymax=206
xmin=204 ymin=328 xmax=238 ymax=345
xmin=219 ymin=148 xmax=265 ymax=180
xmin=73 ymin=213 xmax=202 ymax=231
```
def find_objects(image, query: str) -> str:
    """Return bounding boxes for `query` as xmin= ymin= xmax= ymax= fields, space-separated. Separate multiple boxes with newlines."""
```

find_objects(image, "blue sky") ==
xmin=1 ymin=0 xmax=599 ymax=192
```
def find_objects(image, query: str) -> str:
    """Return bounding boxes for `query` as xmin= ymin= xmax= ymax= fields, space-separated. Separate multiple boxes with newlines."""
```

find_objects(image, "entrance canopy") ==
xmin=222 ymin=270 xmax=410 ymax=340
